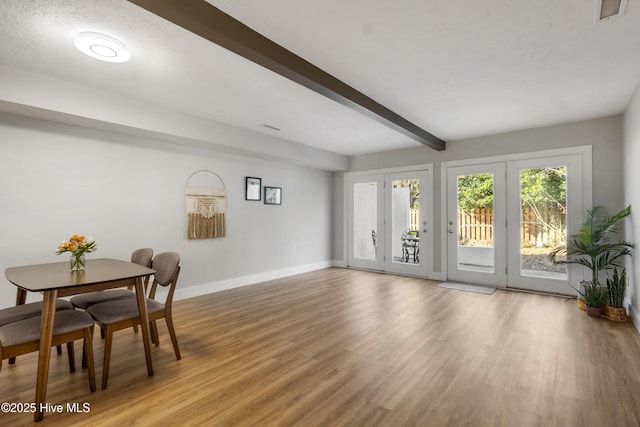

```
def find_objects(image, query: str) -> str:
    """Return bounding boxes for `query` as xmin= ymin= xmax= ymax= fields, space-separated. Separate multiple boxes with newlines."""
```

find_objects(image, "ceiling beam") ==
xmin=127 ymin=0 xmax=446 ymax=151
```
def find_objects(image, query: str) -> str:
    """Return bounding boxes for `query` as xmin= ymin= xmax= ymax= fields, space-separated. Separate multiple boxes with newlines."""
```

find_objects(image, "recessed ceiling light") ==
xmin=74 ymin=32 xmax=131 ymax=63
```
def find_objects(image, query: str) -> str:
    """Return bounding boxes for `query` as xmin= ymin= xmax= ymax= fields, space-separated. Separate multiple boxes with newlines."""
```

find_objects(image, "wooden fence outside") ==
xmin=432 ymin=207 xmax=565 ymax=247
xmin=458 ymin=208 xmax=494 ymax=243
xmin=410 ymin=210 xmax=420 ymax=231
xmin=519 ymin=206 xmax=566 ymax=247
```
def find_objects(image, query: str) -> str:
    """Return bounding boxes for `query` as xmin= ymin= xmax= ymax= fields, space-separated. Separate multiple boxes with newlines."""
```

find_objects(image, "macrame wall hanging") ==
xmin=185 ymin=170 xmax=227 ymax=240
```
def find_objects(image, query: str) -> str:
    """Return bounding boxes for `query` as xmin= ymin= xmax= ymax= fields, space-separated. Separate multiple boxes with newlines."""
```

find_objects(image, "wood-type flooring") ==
xmin=1 ymin=268 xmax=640 ymax=426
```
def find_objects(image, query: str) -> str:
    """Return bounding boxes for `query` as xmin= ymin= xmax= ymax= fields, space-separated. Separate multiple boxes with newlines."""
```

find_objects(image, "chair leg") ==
xmin=165 ymin=315 xmax=181 ymax=360
xmin=153 ymin=321 xmax=159 ymax=345
xmin=82 ymin=325 xmax=94 ymax=370
xmin=84 ymin=327 xmax=96 ymax=392
xmin=150 ymin=320 xmax=159 ymax=346
xmin=101 ymin=324 xmax=114 ymax=390
xmin=67 ymin=342 xmax=75 ymax=373
xmin=57 ymin=344 xmax=62 ymax=355
xmin=82 ymin=345 xmax=86 ymax=370
xmin=8 ymin=357 xmax=16 ymax=365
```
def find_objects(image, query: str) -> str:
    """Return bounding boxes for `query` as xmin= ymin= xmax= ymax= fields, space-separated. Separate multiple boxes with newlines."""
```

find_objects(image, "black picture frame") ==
xmin=264 ymin=186 xmax=282 ymax=205
xmin=245 ymin=177 xmax=262 ymax=201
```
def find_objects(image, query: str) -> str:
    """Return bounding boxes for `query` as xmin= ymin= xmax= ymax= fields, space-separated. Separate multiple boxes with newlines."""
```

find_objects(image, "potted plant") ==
xmin=605 ymin=268 xmax=628 ymax=322
xmin=549 ymin=205 xmax=634 ymax=313
xmin=579 ymin=280 xmax=608 ymax=317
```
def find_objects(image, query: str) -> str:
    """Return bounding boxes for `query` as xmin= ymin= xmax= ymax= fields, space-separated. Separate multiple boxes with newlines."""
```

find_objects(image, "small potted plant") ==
xmin=605 ymin=268 xmax=628 ymax=322
xmin=579 ymin=280 xmax=608 ymax=317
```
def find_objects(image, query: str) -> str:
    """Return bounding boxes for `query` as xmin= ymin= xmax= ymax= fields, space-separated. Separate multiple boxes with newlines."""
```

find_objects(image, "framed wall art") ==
xmin=245 ymin=177 xmax=261 ymax=201
xmin=264 ymin=186 xmax=282 ymax=205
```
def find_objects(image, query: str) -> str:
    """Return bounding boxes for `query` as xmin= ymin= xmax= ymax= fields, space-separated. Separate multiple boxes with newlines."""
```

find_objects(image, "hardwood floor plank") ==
xmin=1 ymin=268 xmax=640 ymax=426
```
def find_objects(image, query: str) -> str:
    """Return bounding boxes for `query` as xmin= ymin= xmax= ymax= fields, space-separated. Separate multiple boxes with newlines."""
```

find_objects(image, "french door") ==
xmin=446 ymin=163 xmax=507 ymax=287
xmin=446 ymin=154 xmax=583 ymax=294
xmin=347 ymin=169 xmax=432 ymax=277
xmin=506 ymin=156 xmax=581 ymax=294
xmin=348 ymin=175 xmax=384 ymax=271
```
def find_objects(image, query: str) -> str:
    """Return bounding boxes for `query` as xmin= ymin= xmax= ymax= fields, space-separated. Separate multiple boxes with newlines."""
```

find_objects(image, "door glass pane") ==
xmin=457 ymin=173 xmax=495 ymax=272
xmin=519 ymin=167 xmax=567 ymax=279
xmin=392 ymin=179 xmax=420 ymax=264
xmin=353 ymin=182 xmax=377 ymax=261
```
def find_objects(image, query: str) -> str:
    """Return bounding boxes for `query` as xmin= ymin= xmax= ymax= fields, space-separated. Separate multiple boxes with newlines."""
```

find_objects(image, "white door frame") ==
xmin=441 ymin=146 xmax=592 ymax=292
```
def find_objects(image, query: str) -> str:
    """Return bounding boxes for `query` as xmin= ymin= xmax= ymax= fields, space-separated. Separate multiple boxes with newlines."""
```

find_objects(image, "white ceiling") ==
xmin=1 ymin=0 xmax=639 ymax=156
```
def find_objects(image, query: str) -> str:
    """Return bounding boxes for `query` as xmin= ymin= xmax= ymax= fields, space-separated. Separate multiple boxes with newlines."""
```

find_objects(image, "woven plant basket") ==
xmin=577 ymin=298 xmax=586 ymax=311
xmin=605 ymin=306 xmax=627 ymax=322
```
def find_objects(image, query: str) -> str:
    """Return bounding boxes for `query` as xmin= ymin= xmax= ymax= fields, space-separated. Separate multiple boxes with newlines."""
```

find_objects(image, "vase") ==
xmin=70 ymin=253 xmax=86 ymax=271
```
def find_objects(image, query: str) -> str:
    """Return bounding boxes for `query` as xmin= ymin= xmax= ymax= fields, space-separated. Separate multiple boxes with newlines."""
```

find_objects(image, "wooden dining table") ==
xmin=4 ymin=258 xmax=155 ymax=422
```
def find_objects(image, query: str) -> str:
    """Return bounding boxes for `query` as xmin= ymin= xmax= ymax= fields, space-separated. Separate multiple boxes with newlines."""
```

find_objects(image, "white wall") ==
xmin=0 ymin=112 xmax=334 ymax=307
xmin=624 ymin=84 xmax=640 ymax=331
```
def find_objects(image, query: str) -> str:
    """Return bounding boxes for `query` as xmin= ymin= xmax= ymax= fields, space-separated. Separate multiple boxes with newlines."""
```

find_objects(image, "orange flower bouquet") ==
xmin=56 ymin=235 xmax=97 ymax=271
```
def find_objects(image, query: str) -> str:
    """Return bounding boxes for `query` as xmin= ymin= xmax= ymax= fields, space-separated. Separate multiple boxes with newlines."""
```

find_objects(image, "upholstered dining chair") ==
xmin=0 ymin=309 xmax=96 ymax=392
xmin=0 ymin=300 xmax=73 ymax=326
xmin=87 ymin=251 xmax=181 ymax=389
xmin=0 ymin=299 xmax=74 ymax=364
xmin=70 ymin=248 xmax=153 ymax=311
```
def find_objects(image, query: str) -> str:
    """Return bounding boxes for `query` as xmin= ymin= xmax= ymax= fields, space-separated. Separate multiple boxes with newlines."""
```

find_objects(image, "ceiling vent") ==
xmin=596 ymin=0 xmax=628 ymax=21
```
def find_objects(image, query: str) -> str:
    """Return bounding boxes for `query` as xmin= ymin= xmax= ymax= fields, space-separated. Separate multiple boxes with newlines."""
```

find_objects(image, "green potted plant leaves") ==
xmin=579 ymin=280 xmax=608 ymax=317
xmin=605 ymin=268 xmax=628 ymax=321
xmin=549 ymin=205 xmax=633 ymax=316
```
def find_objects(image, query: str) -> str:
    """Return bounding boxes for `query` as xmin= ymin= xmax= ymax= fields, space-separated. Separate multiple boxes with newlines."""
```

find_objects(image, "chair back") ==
xmin=148 ymin=252 xmax=180 ymax=310
xmin=152 ymin=252 xmax=180 ymax=286
xmin=131 ymin=248 xmax=154 ymax=290
xmin=131 ymin=248 xmax=153 ymax=267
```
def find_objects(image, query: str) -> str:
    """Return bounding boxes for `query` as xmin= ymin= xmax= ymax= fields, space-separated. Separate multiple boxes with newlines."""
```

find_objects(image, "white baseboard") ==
xmin=160 ymin=261 xmax=334 ymax=302
xmin=332 ymin=259 xmax=347 ymax=268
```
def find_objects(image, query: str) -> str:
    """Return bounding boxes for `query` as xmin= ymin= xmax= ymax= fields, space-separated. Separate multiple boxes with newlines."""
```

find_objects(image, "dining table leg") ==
xmin=134 ymin=277 xmax=154 ymax=377
xmin=15 ymin=288 xmax=27 ymax=306
xmin=34 ymin=289 xmax=58 ymax=422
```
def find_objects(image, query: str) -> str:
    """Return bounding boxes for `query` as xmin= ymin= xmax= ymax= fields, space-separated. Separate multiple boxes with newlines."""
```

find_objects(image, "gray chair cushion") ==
xmin=70 ymin=290 xmax=135 ymax=310
xmin=87 ymin=298 xmax=164 ymax=324
xmin=0 ymin=310 xmax=94 ymax=347
xmin=0 ymin=300 xmax=73 ymax=327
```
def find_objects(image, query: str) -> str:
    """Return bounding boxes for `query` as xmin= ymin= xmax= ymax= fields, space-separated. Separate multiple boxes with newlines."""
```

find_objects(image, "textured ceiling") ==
xmin=1 ymin=0 xmax=640 ymax=156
